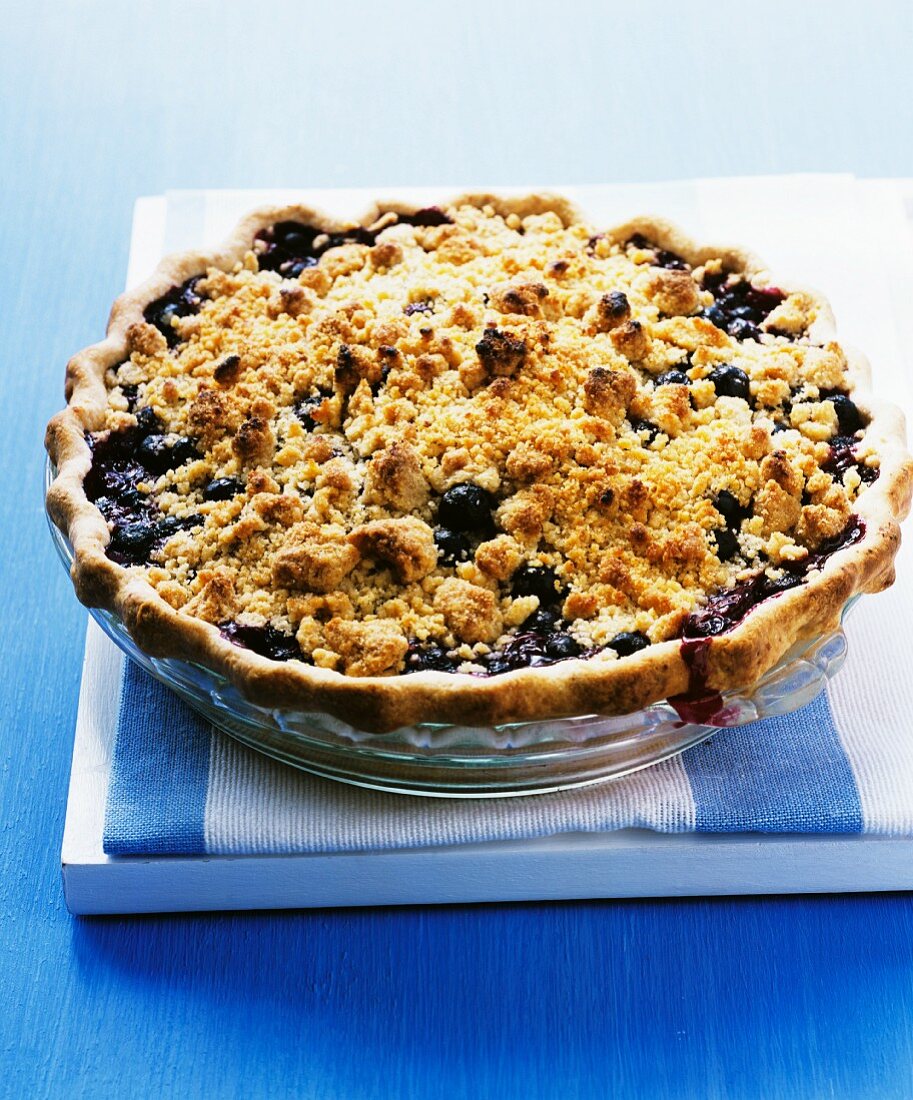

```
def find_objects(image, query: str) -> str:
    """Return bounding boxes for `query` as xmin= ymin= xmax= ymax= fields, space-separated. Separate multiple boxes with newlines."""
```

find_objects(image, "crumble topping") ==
xmin=87 ymin=202 xmax=879 ymax=677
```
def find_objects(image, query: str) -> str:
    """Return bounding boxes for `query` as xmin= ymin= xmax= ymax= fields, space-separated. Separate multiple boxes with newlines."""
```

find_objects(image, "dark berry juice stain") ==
xmin=219 ymin=622 xmax=301 ymax=662
xmin=625 ymin=233 xmax=689 ymax=270
xmin=824 ymin=436 xmax=879 ymax=485
xmin=668 ymin=639 xmax=721 ymax=724
xmin=669 ymin=517 xmax=865 ymax=721
xmin=143 ymin=277 xmax=204 ymax=348
xmin=85 ymin=408 xmax=201 ymax=565
xmin=700 ymin=272 xmax=784 ymax=342
xmin=255 ymin=209 xmax=453 ymax=279
xmin=479 ymin=631 xmax=579 ymax=675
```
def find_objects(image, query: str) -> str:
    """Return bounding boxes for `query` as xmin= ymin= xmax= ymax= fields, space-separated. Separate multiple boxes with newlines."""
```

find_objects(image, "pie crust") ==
xmin=45 ymin=192 xmax=913 ymax=732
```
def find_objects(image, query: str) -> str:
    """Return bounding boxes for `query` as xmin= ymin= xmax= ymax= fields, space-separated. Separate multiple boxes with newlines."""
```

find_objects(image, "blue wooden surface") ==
xmin=4 ymin=1 xmax=913 ymax=1095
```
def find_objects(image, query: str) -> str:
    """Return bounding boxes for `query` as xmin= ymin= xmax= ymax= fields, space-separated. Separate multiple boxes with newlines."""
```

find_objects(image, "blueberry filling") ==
xmin=824 ymin=436 xmax=879 ymax=485
xmin=136 ymin=432 xmax=199 ymax=475
xmin=86 ymin=407 xmax=202 ymax=565
xmin=630 ymin=418 xmax=660 ymax=444
xmin=403 ymin=643 xmax=460 ymax=674
xmin=713 ymin=489 xmax=747 ymax=530
xmin=821 ymin=391 xmax=863 ymax=435
xmin=478 ymin=630 xmax=579 ymax=676
xmin=510 ymin=564 xmax=566 ymax=607
xmin=522 ymin=607 xmax=561 ymax=633
xmin=545 ymin=633 xmax=583 ymax=659
xmin=203 ymin=477 xmax=245 ymax=502
xmin=220 ymin=622 xmax=301 ymax=662
xmin=294 ymin=391 xmax=332 ymax=430
xmin=256 ymin=208 xmax=453 ymax=279
xmin=707 ymin=365 xmax=751 ymax=402
xmin=434 ymin=527 xmax=472 ymax=566
xmin=682 ymin=517 xmax=865 ymax=640
xmin=437 ymin=483 xmax=495 ymax=533
xmin=700 ymin=274 xmax=784 ymax=342
xmin=712 ymin=527 xmax=740 ymax=562
xmin=107 ymin=513 xmax=202 ymax=566
xmin=626 ymin=233 xmax=689 ymax=271
xmin=143 ymin=277 xmax=204 ymax=348
xmin=606 ymin=631 xmax=651 ymax=657
xmin=655 ymin=369 xmax=689 ymax=387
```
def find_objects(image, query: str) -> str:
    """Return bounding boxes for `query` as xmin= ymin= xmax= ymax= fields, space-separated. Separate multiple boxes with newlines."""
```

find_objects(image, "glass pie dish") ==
xmin=47 ymin=456 xmax=852 ymax=797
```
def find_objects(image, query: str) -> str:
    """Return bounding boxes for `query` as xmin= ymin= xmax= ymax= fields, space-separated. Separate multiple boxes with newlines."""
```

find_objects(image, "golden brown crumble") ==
xmin=95 ymin=202 xmax=877 ymax=676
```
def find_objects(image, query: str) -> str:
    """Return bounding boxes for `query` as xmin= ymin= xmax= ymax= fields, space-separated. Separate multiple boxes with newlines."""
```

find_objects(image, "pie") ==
xmin=45 ymin=192 xmax=913 ymax=732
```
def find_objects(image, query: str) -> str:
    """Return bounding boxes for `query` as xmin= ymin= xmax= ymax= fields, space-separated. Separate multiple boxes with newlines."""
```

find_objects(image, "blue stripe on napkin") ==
xmin=685 ymin=692 xmax=863 ymax=833
xmin=103 ymin=660 xmax=212 ymax=855
xmin=101 ymin=654 xmax=868 ymax=856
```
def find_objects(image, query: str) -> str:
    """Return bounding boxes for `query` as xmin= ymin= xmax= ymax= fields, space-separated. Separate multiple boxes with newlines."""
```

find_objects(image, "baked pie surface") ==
xmin=46 ymin=193 xmax=913 ymax=731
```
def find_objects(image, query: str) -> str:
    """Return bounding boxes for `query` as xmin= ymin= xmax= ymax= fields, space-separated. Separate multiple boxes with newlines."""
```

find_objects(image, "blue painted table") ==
xmin=4 ymin=2 xmax=913 ymax=1095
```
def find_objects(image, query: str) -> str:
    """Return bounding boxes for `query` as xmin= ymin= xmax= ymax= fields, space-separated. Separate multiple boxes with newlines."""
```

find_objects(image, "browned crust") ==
xmin=45 ymin=194 xmax=913 ymax=733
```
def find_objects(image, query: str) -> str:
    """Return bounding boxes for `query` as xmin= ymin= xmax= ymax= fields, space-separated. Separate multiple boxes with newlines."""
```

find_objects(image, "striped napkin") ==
xmin=101 ymin=177 xmax=913 ymax=856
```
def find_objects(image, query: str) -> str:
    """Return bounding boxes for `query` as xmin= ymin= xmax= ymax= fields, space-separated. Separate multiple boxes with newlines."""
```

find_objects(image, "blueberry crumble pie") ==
xmin=46 ymin=193 xmax=913 ymax=731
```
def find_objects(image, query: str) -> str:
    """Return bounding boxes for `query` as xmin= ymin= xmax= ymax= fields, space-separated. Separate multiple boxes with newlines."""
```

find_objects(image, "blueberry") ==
xmin=295 ymin=393 xmax=328 ymax=430
xmin=713 ymin=490 xmax=744 ymax=529
xmin=109 ymin=521 xmax=156 ymax=561
xmin=168 ymin=437 xmax=199 ymax=468
xmin=279 ymin=229 xmax=311 ymax=254
xmin=155 ymin=514 xmax=202 ymax=540
xmin=825 ymin=393 xmax=863 ymax=435
xmin=484 ymin=658 xmax=515 ymax=676
xmin=655 ymin=370 xmax=689 ymax=387
xmin=434 ymin=527 xmax=471 ymax=566
xmin=136 ymin=434 xmax=168 ymax=470
xmin=727 ymin=318 xmax=759 ymax=342
xmin=708 ymin=365 xmax=751 ymax=402
xmin=404 ymin=643 xmax=457 ymax=673
xmin=143 ymin=278 xmax=203 ymax=347
xmin=437 ymin=484 xmax=495 ymax=533
xmin=713 ymin=527 xmax=740 ymax=562
xmin=134 ymin=405 xmax=159 ymax=435
xmin=545 ymin=633 xmax=582 ymax=660
xmin=137 ymin=434 xmax=197 ymax=475
xmin=607 ymin=631 xmax=651 ymax=657
xmin=522 ymin=607 xmax=560 ymax=633
xmin=511 ymin=564 xmax=565 ymax=606
xmin=703 ymin=305 xmax=728 ymax=330
xmin=220 ymin=622 xmax=300 ymax=662
xmin=629 ymin=419 xmax=660 ymax=443
xmin=203 ymin=477 xmax=245 ymax=502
